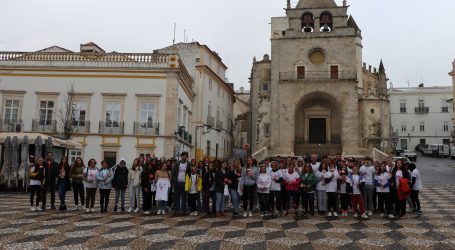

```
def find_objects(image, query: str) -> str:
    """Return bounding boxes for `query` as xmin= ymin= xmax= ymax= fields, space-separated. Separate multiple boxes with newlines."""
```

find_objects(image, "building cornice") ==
xmin=0 ymin=90 xmax=26 ymax=95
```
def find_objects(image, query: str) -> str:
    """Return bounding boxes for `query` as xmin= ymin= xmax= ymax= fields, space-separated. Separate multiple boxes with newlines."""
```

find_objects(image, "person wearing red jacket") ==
xmin=283 ymin=165 xmax=301 ymax=215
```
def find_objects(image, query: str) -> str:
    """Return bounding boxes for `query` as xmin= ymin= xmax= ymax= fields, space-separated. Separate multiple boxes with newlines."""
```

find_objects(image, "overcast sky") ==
xmin=1 ymin=0 xmax=454 ymax=89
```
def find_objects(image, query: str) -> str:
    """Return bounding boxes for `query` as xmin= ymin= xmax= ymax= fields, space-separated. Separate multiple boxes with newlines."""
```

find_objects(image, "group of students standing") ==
xmin=28 ymin=152 xmax=422 ymax=220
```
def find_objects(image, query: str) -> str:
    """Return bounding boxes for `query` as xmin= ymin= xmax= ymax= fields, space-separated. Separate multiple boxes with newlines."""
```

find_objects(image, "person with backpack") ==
xmin=83 ymin=159 xmax=99 ymax=213
xmin=112 ymin=158 xmax=129 ymax=212
xmin=97 ymin=160 xmax=114 ymax=213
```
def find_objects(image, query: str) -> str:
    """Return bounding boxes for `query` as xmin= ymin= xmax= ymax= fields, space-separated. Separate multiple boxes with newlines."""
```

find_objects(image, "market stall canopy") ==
xmin=0 ymin=133 xmax=82 ymax=150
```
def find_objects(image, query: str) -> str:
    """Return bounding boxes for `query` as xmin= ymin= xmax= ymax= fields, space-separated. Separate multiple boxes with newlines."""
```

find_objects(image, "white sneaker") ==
xmin=333 ymin=212 xmax=338 ymax=217
xmin=327 ymin=212 xmax=332 ymax=217
xmin=194 ymin=211 xmax=198 ymax=216
xmin=156 ymin=210 xmax=161 ymax=215
xmin=31 ymin=206 xmax=36 ymax=211
xmin=128 ymin=208 xmax=132 ymax=213
xmin=73 ymin=205 xmax=79 ymax=211
xmin=380 ymin=213 xmax=385 ymax=217
xmin=134 ymin=208 xmax=139 ymax=213
xmin=143 ymin=210 xmax=151 ymax=215
xmin=243 ymin=212 xmax=248 ymax=218
xmin=248 ymin=211 xmax=253 ymax=217
xmin=85 ymin=208 xmax=90 ymax=213
xmin=91 ymin=208 xmax=95 ymax=213
xmin=162 ymin=210 xmax=166 ymax=215
xmin=388 ymin=214 xmax=395 ymax=219
xmin=368 ymin=211 xmax=373 ymax=216
xmin=353 ymin=213 xmax=358 ymax=218
xmin=361 ymin=213 xmax=369 ymax=219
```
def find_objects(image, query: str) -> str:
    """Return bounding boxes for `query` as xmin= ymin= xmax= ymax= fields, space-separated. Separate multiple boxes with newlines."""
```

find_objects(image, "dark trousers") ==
xmin=41 ymin=184 xmax=56 ymax=208
xmin=99 ymin=189 xmax=111 ymax=210
xmin=327 ymin=192 xmax=337 ymax=212
xmin=72 ymin=182 xmax=85 ymax=206
xmin=142 ymin=190 xmax=152 ymax=211
xmin=188 ymin=193 xmax=198 ymax=212
xmin=151 ymin=191 xmax=156 ymax=207
xmin=30 ymin=185 xmax=41 ymax=206
xmin=378 ymin=192 xmax=392 ymax=214
xmin=396 ymin=198 xmax=407 ymax=216
xmin=280 ymin=188 xmax=288 ymax=211
xmin=286 ymin=190 xmax=298 ymax=210
xmin=210 ymin=191 xmax=217 ymax=213
xmin=57 ymin=179 xmax=67 ymax=206
xmin=258 ymin=193 xmax=269 ymax=213
xmin=373 ymin=190 xmax=378 ymax=211
xmin=269 ymin=190 xmax=282 ymax=212
xmin=302 ymin=192 xmax=315 ymax=213
xmin=173 ymin=182 xmax=187 ymax=213
xmin=340 ymin=193 xmax=349 ymax=211
xmin=196 ymin=192 xmax=201 ymax=211
xmin=242 ymin=185 xmax=256 ymax=211
xmin=85 ymin=188 xmax=97 ymax=208
xmin=202 ymin=190 xmax=210 ymax=213
xmin=410 ymin=190 xmax=420 ymax=211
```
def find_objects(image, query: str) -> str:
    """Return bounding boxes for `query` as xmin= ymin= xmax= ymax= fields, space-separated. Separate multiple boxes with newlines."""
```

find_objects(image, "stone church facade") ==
xmin=250 ymin=0 xmax=392 ymax=157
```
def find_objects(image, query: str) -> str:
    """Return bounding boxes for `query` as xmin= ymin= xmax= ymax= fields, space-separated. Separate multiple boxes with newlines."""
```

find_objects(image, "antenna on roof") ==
xmin=173 ymin=23 xmax=176 ymax=45
xmin=184 ymin=29 xmax=186 ymax=43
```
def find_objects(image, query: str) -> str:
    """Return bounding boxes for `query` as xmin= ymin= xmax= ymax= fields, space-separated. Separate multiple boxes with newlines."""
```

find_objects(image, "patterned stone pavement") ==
xmin=0 ymin=185 xmax=454 ymax=250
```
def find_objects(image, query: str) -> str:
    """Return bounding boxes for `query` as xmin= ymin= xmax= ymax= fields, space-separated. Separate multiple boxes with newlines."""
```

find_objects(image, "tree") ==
xmin=57 ymin=83 xmax=75 ymax=140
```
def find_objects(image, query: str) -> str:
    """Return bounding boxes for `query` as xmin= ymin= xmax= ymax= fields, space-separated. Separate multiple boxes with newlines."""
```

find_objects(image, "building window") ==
xmin=103 ymin=151 xmax=117 ymax=168
xmin=301 ymin=12 xmax=314 ymax=32
xmin=418 ymin=99 xmax=425 ymax=108
xmin=400 ymin=139 xmax=408 ymax=150
xmin=39 ymin=101 xmax=54 ymax=125
xmin=419 ymin=139 xmax=426 ymax=146
xmin=443 ymin=139 xmax=450 ymax=145
xmin=69 ymin=150 xmax=82 ymax=165
xmin=206 ymin=140 xmax=211 ymax=157
xmin=297 ymin=66 xmax=305 ymax=79
xmin=4 ymin=100 xmax=20 ymax=124
xmin=443 ymin=122 xmax=449 ymax=132
xmin=139 ymin=103 xmax=156 ymax=127
xmin=419 ymin=122 xmax=425 ymax=132
xmin=262 ymin=83 xmax=269 ymax=91
xmin=208 ymin=79 xmax=213 ymax=91
xmin=400 ymin=100 xmax=406 ymax=113
xmin=330 ymin=65 xmax=339 ymax=79
xmin=442 ymin=99 xmax=449 ymax=112
xmin=264 ymin=123 xmax=270 ymax=137
xmin=105 ymin=101 xmax=121 ymax=127
xmin=320 ymin=11 xmax=333 ymax=32
xmin=72 ymin=101 xmax=87 ymax=127
xmin=401 ymin=123 xmax=406 ymax=132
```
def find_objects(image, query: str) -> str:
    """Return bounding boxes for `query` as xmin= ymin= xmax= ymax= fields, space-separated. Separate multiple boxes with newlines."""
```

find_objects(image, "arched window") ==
xmin=320 ymin=11 xmax=333 ymax=32
xmin=301 ymin=12 xmax=314 ymax=33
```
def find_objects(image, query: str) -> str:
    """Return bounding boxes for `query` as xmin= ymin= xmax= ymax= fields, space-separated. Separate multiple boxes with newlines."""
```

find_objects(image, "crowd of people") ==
xmin=28 ymin=152 xmax=422 ymax=219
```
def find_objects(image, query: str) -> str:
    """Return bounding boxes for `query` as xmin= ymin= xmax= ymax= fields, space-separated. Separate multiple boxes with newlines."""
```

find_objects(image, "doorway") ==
xmin=309 ymin=118 xmax=327 ymax=144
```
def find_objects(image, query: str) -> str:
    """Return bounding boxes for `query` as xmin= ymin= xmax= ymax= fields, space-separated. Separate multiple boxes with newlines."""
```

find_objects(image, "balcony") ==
xmin=32 ymin=119 xmax=57 ymax=133
xmin=415 ymin=107 xmax=429 ymax=114
xmin=279 ymin=70 xmax=357 ymax=81
xmin=216 ymin=120 xmax=223 ymax=130
xmin=0 ymin=120 xmax=23 ymax=132
xmin=134 ymin=122 xmax=159 ymax=135
xmin=72 ymin=120 xmax=90 ymax=133
xmin=99 ymin=121 xmax=124 ymax=134
xmin=176 ymin=126 xmax=192 ymax=144
xmin=207 ymin=116 xmax=215 ymax=127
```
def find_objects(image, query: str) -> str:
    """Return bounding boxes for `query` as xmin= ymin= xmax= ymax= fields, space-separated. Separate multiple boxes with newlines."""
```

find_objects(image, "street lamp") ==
xmin=195 ymin=125 xmax=211 ymax=161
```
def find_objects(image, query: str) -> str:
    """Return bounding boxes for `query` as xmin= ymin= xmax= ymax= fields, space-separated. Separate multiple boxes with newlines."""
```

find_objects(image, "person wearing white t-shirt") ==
xmin=359 ymin=157 xmax=375 ymax=216
xmin=325 ymin=162 xmax=340 ymax=217
xmin=409 ymin=164 xmax=422 ymax=213
xmin=310 ymin=154 xmax=320 ymax=173
xmin=269 ymin=161 xmax=283 ymax=215
xmin=315 ymin=163 xmax=328 ymax=215
xmin=375 ymin=163 xmax=394 ymax=219
xmin=347 ymin=165 xmax=368 ymax=219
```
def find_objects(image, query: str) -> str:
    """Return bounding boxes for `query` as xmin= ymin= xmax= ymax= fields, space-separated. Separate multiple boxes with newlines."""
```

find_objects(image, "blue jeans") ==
xmin=115 ymin=188 xmax=126 ymax=208
xmin=157 ymin=200 xmax=167 ymax=211
xmin=57 ymin=179 xmax=67 ymax=206
xmin=216 ymin=192 xmax=225 ymax=213
xmin=173 ymin=182 xmax=187 ymax=213
xmin=229 ymin=188 xmax=239 ymax=213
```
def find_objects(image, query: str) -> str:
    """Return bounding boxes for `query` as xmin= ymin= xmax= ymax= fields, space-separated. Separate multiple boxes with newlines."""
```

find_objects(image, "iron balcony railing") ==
xmin=134 ymin=122 xmax=159 ymax=135
xmin=32 ymin=119 xmax=57 ymax=133
xmin=415 ymin=107 xmax=429 ymax=114
xmin=0 ymin=119 xmax=23 ymax=132
xmin=99 ymin=121 xmax=124 ymax=134
xmin=72 ymin=120 xmax=90 ymax=133
xmin=442 ymin=107 xmax=449 ymax=113
xmin=216 ymin=120 xmax=223 ymax=130
xmin=279 ymin=70 xmax=357 ymax=81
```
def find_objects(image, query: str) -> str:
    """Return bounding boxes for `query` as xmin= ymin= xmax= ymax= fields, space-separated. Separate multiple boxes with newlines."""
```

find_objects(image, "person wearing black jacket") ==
xmin=112 ymin=158 xmax=129 ymax=212
xmin=41 ymin=152 xmax=59 ymax=210
xmin=141 ymin=162 xmax=156 ymax=215
xmin=57 ymin=156 xmax=72 ymax=211
xmin=171 ymin=152 xmax=190 ymax=215
xmin=227 ymin=159 xmax=242 ymax=216
xmin=202 ymin=162 xmax=216 ymax=215
xmin=214 ymin=161 xmax=228 ymax=217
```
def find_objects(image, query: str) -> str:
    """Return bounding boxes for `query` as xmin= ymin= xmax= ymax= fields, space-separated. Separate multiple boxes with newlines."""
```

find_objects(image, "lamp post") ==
xmin=195 ymin=124 xmax=211 ymax=161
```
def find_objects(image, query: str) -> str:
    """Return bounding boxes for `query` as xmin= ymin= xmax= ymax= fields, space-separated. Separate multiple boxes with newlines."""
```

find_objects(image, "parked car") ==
xmin=395 ymin=146 xmax=404 ymax=157
xmin=422 ymin=144 xmax=450 ymax=157
xmin=401 ymin=150 xmax=417 ymax=162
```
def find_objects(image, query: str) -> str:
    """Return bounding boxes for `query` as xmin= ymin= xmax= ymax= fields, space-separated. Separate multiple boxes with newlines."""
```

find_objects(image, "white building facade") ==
xmin=158 ymin=42 xmax=235 ymax=160
xmin=0 ymin=43 xmax=194 ymax=166
xmin=389 ymin=86 xmax=453 ymax=151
